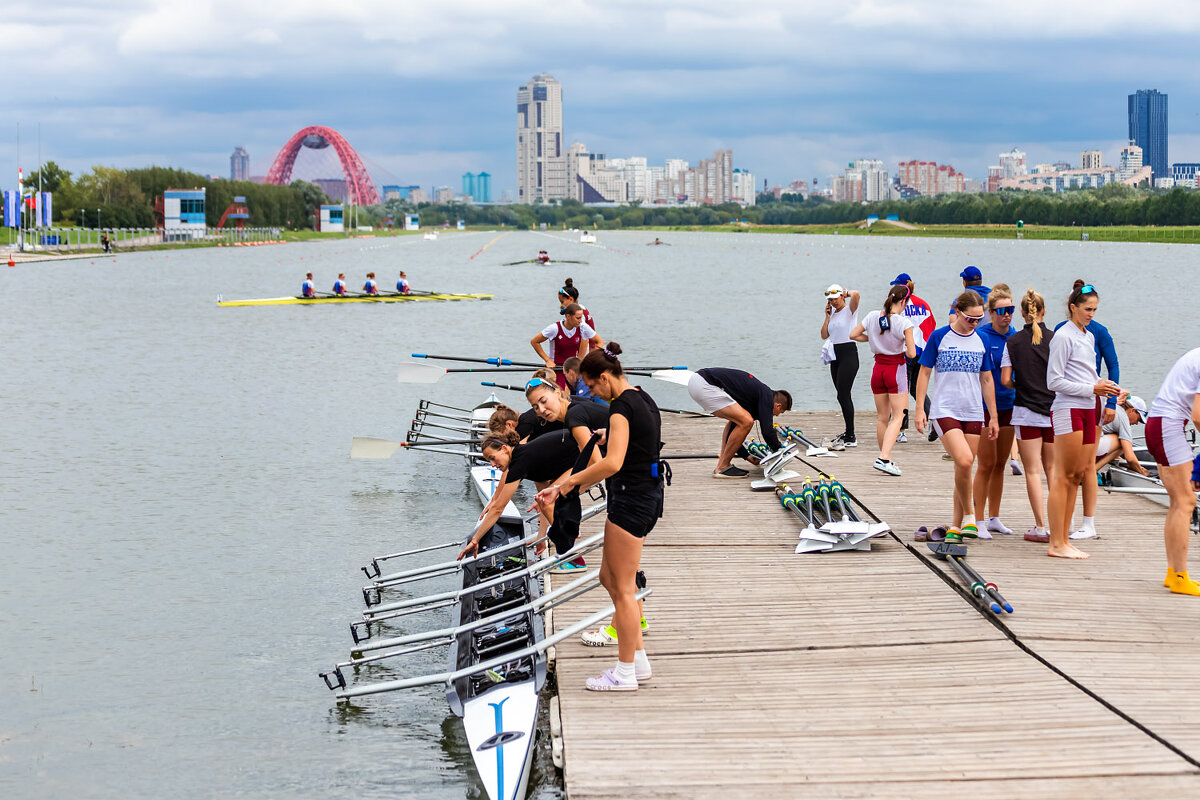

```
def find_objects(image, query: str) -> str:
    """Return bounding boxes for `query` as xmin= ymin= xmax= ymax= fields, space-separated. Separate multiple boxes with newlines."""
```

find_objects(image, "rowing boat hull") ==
xmin=217 ymin=293 xmax=492 ymax=307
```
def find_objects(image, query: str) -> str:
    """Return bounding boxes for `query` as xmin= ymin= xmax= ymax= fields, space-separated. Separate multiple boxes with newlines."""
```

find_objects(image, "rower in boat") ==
xmin=537 ymin=250 xmax=550 ymax=264
xmin=363 ymin=272 xmax=380 ymax=296
xmin=302 ymin=272 xmax=316 ymax=298
xmin=396 ymin=271 xmax=412 ymax=295
xmin=534 ymin=343 xmax=664 ymax=691
xmin=332 ymin=273 xmax=348 ymax=296
xmin=686 ymin=368 xmax=792 ymax=479
xmin=558 ymin=277 xmax=596 ymax=331
xmin=532 ymin=303 xmax=603 ymax=390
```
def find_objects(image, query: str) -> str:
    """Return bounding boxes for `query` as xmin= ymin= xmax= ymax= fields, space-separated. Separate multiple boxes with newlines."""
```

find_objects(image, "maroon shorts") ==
xmin=1051 ymin=406 xmax=1099 ymax=445
xmin=1016 ymin=425 xmax=1055 ymax=443
xmin=1146 ymin=416 xmax=1193 ymax=467
xmin=984 ymin=407 xmax=1013 ymax=428
xmin=933 ymin=417 xmax=982 ymax=437
xmin=870 ymin=353 xmax=908 ymax=395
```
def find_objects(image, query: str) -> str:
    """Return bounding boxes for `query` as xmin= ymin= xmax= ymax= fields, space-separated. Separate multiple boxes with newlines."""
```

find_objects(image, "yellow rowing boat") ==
xmin=217 ymin=292 xmax=493 ymax=307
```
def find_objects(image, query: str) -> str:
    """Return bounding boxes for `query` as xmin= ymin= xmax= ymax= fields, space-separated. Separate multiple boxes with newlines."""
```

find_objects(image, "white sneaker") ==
xmin=1070 ymin=528 xmax=1099 ymax=540
xmin=580 ymin=626 xmax=618 ymax=646
xmin=873 ymin=457 xmax=901 ymax=476
xmin=987 ymin=518 xmax=1013 ymax=534
xmin=823 ymin=437 xmax=845 ymax=452
xmin=895 ymin=432 xmax=907 ymax=443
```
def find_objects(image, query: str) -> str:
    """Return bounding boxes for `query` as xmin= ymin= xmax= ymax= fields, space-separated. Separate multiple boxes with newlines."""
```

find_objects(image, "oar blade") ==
xmin=351 ymin=437 xmax=405 ymax=459
xmin=649 ymin=368 xmax=696 ymax=386
xmin=396 ymin=362 xmax=447 ymax=383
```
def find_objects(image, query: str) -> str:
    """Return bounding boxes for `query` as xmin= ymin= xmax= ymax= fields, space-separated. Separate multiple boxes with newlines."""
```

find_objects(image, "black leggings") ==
xmin=901 ymin=356 xmax=931 ymax=430
xmin=829 ymin=343 xmax=859 ymax=437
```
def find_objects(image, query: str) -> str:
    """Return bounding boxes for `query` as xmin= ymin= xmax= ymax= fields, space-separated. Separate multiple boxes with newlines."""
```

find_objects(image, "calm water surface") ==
xmin=1 ymin=230 xmax=1194 ymax=798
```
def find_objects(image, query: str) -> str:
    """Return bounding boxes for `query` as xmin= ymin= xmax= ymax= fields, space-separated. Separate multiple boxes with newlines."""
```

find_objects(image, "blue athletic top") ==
xmin=333 ymin=279 xmax=347 ymax=295
xmin=976 ymin=323 xmax=1016 ymax=411
xmin=950 ymin=285 xmax=992 ymax=315
xmin=364 ymin=279 xmax=378 ymax=295
xmin=302 ymin=280 xmax=315 ymax=297
xmin=1053 ymin=319 xmax=1119 ymax=409
xmin=1193 ymin=452 xmax=1200 ymax=484
xmin=396 ymin=278 xmax=410 ymax=294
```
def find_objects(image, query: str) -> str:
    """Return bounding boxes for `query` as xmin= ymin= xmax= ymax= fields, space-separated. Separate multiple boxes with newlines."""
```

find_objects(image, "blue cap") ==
xmin=960 ymin=265 xmax=982 ymax=280
xmin=890 ymin=272 xmax=912 ymax=286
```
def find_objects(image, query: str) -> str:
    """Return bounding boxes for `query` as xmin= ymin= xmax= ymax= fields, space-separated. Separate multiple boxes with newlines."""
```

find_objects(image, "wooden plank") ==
xmin=549 ymin=411 xmax=1200 ymax=797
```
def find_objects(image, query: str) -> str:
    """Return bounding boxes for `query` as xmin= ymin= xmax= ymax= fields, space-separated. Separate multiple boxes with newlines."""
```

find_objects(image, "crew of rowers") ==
xmin=301 ymin=271 xmax=412 ymax=297
xmin=808 ymin=266 xmax=1200 ymax=595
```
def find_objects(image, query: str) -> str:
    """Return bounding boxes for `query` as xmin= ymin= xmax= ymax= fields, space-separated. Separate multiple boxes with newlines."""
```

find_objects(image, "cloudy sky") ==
xmin=5 ymin=1 xmax=1200 ymax=196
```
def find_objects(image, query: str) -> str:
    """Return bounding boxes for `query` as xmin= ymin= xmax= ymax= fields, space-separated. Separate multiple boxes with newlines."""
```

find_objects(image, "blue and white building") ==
xmin=163 ymin=188 xmax=206 ymax=239
xmin=318 ymin=204 xmax=344 ymax=233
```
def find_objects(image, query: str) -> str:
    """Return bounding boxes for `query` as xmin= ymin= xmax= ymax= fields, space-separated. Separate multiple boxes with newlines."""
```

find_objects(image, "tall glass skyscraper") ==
xmin=516 ymin=74 xmax=566 ymax=203
xmin=230 ymin=147 xmax=249 ymax=181
xmin=1128 ymin=89 xmax=1168 ymax=182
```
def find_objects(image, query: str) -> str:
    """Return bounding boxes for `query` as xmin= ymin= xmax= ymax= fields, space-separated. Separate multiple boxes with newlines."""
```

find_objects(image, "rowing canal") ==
xmin=2 ymin=230 xmax=1196 ymax=798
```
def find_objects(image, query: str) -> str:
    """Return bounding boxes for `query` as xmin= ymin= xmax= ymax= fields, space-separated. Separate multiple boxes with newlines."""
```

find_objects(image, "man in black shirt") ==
xmin=688 ymin=368 xmax=793 ymax=478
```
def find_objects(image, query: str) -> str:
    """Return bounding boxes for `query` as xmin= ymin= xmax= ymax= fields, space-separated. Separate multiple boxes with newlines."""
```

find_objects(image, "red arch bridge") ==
xmin=264 ymin=125 xmax=381 ymax=206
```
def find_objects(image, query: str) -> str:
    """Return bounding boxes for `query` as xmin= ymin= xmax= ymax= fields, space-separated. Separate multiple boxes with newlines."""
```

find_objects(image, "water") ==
xmin=1 ymin=230 xmax=1192 ymax=798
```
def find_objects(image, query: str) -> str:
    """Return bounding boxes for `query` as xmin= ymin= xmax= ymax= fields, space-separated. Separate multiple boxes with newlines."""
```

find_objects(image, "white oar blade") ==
xmin=397 ymin=362 xmax=447 ymax=383
xmin=649 ymin=368 xmax=696 ymax=386
xmin=351 ymin=437 xmax=405 ymax=459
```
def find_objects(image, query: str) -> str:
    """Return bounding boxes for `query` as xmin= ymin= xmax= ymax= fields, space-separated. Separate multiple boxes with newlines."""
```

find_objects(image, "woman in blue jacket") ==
xmin=973 ymin=285 xmax=1017 ymax=538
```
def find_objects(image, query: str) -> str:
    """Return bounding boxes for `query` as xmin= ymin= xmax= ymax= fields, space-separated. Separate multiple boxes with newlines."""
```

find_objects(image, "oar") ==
xmin=350 ymin=437 xmax=472 ymax=459
xmin=649 ymin=368 xmax=696 ymax=386
xmin=481 ymin=380 xmax=524 ymax=392
xmin=958 ymin=558 xmax=1013 ymax=614
xmin=415 ymin=353 xmax=539 ymax=367
xmin=400 ymin=362 xmax=689 ymax=384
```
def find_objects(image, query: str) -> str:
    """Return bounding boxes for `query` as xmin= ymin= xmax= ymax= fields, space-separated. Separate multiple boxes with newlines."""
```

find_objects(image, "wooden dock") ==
xmin=547 ymin=410 xmax=1200 ymax=798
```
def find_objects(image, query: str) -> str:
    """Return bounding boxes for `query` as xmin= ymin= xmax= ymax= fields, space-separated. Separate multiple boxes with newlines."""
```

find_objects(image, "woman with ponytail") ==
xmin=850 ymin=284 xmax=915 ymax=475
xmin=535 ymin=343 xmax=664 ymax=692
xmin=1000 ymin=288 xmax=1056 ymax=542
xmin=557 ymin=277 xmax=595 ymax=330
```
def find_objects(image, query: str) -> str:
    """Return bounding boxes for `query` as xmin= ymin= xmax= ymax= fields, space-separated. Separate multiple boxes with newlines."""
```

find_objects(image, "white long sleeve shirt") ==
xmin=1047 ymin=320 xmax=1099 ymax=411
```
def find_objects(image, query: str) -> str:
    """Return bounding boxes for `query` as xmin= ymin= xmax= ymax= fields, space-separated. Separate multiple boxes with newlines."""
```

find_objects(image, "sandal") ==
xmin=928 ymin=526 xmax=947 ymax=543
xmin=1023 ymin=528 xmax=1049 ymax=543
xmin=914 ymin=526 xmax=931 ymax=541
xmin=944 ymin=528 xmax=962 ymax=543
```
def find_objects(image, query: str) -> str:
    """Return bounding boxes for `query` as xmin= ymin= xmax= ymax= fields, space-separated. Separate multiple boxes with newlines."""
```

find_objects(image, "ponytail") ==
xmin=1020 ymin=288 xmax=1046 ymax=345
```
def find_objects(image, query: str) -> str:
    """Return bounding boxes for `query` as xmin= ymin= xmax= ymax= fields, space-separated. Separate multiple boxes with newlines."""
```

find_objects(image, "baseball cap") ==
xmin=824 ymin=284 xmax=845 ymax=298
xmin=1127 ymin=396 xmax=1148 ymax=421
xmin=890 ymin=272 xmax=912 ymax=286
xmin=960 ymin=265 xmax=982 ymax=281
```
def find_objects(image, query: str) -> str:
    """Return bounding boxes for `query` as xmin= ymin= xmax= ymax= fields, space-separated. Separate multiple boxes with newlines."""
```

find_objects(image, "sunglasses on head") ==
xmin=992 ymin=306 xmax=1015 ymax=316
xmin=525 ymin=378 xmax=550 ymax=390
xmin=1077 ymin=284 xmax=1096 ymax=295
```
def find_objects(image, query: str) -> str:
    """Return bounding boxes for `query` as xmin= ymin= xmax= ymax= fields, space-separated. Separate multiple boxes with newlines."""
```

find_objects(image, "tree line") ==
xmin=23 ymin=162 xmax=329 ymax=229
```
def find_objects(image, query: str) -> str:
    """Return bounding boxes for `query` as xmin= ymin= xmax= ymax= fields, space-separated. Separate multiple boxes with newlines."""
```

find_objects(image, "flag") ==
xmin=40 ymin=192 xmax=52 ymax=226
xmin=2 ymin=191 xmax=17 ymax=227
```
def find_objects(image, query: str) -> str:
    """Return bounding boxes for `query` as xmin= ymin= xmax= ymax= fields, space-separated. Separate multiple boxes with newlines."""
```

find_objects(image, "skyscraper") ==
xmin=516 ymin=73 xmax=567 ymax=203
xmin=230 ymin=147 xmax=249 ymax=181
xmin=1129 ymin=89 xmax=1168 ymax=181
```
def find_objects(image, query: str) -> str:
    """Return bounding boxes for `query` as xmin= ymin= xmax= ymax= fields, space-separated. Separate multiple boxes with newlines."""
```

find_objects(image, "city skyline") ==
xmin=6 ymin=1 xmax=1200 ymax=197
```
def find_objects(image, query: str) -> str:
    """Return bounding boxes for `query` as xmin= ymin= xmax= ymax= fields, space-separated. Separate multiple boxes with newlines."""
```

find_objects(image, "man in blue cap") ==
xmin=892 ymin=273 xmax=936 ymax=442
xmin=948 ymin=265 xmax=992 ymax=325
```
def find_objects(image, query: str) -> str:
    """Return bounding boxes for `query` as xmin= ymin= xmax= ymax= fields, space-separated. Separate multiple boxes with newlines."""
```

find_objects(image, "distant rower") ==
xmin=302 ymin=272 xmax=316 ymax=298
xmin=363 ymin=272 xmax=379 ymax=295
xmin=537 ymin=250 xmax=550 ymax=264
xmin=396 ymin=271 xmax=411 ymax=295
xmin=332 ymin=273 xmax=348 ymax=296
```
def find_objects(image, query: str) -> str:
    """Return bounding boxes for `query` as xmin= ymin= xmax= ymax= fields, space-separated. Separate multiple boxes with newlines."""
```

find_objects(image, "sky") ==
xmin=6 ymin=0 xmax=1200 ymax=196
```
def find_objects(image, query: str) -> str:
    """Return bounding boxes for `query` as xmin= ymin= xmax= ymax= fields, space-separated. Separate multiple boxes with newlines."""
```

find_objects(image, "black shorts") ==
xmin=606 ymin=482 xmax=664 ymax=538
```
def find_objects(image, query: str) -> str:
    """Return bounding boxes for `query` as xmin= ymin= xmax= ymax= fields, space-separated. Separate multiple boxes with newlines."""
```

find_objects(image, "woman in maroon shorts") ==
xmin=1045 ymin=281 xmax=1123 ymax=559
xmin=1000 ymin=288 xmax=1057 ymax=542
xmin=1145 ymin=347 xmax=1200 ymax=595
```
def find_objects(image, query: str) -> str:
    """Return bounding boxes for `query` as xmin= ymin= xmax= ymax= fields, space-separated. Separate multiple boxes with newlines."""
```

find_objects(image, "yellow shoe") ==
xmin=1165 ymin=568 xmax=1176 ymax=588
xmin=1168 ymin=571 xmax=1200 ymax=596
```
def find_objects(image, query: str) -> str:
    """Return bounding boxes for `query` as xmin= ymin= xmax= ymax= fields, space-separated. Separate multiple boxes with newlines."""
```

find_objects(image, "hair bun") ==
xmin=563 ymin=277 xmax=574 ymax=287
xmin=605 ymin=342 xmax=623 ymax=357
xmin=1073 ymin=279 xmax=1086 ymax=290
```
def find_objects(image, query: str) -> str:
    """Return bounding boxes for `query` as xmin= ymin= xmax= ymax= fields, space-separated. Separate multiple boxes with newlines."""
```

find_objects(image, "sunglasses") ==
xmin=992 ymin=306 xmax=1015 ymax=316
xmin=962 ymin=313 xmax=984 ymax=326
xmin=1077 ymin=284 xmax=1096 ymax=295
xmin=525 ymin=378 xmax=550 ymax=390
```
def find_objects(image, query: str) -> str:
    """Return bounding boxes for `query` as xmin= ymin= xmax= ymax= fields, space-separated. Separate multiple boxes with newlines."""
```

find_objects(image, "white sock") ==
xmin=634 ymin=650 xmax=651 ymax=671
xmin=987 ymin=516 xmax=1012 ymax=534
xmin=613 ymin=660 xmax=637 ymax=684
xmin=1082 ymin=516 xmax=1096 ymax=533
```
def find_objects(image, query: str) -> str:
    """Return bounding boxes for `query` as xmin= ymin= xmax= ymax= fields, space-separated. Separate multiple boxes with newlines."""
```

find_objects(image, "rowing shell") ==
xmin=217 ymin=292 xmax=493 ymax=307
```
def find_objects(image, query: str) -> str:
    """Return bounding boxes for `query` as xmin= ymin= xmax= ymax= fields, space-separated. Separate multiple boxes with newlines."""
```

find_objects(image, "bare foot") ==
xmin=1047 ymin=544 xmax=1090 ymax=559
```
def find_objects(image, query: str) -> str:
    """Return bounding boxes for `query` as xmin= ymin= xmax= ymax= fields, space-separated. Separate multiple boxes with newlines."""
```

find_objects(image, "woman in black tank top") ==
xmin=534 ymin=343 xmax=662 ymax=693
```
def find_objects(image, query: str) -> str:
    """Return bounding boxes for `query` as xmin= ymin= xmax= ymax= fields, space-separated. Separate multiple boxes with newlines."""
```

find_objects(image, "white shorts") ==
xmin=1095 ymin=433 xmax=1117 ymax=457
xmin=1011 ymin=405 xmax=1050 ymax=429
xmin=688 ymin=373 xmax=737 ymax=414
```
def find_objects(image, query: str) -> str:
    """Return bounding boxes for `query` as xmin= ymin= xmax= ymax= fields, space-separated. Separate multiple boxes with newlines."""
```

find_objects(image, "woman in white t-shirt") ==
xmin=820 ymin=284 xmax=861 ymax=448
xmin=850 ymin=284 xmax=915 ymax=476
xmin=531 ymin=303 xmax=603 ymax=390
xmin=1146 ymin=347 xmax=1200 ymax=595
xmin=1046 ymin=281 xmax=1124 ymax=560
xmin=914 ymin=290 xmax=1000 ymax=542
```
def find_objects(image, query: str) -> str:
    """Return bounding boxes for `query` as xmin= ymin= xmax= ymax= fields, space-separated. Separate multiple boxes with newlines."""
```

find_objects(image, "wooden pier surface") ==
xmin=547 ymin=410 xmax=1200 ymax=799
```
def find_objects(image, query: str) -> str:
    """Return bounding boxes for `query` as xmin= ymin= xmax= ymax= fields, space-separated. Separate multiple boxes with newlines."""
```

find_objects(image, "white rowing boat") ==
xmin=324 ymin=394 xmax=635 ymax=800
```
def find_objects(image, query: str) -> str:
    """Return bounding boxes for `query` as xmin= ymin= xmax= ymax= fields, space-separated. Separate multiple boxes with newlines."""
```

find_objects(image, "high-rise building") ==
xmin=476 ymin=172 xmax=492 ymax=203
xmin=731 ymin=168 xmax=756 ymax=205
xmin=1172 ymin=163 xmax=1200 ymax=188
xmin=230 ymin=147 xmax=249 ymax=181
xmin=897 ymin=161 xmax=965 ymax=196
xmin=1080 ymin=150 xmax=1103 ymax=170
xmin=998 ymin=149 xmax=1027 ymax=179
xmin=435 ymin=186 xmax=453 ymax=203
xmin=516 ymin=73 xmax=567 ymax=203
xmin=462 ymin=172 xmax=476 ymax=198
xmin=1129 ymin=89 xmax=1168 ymax=181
